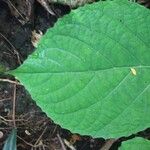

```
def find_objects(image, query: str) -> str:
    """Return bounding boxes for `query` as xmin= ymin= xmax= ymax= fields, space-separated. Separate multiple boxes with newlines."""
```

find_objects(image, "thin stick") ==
xmin=64 ymin=139 xmax=76 ymax=150
xmin=0 ymin=79 xmax=21 ymax=85
xmin=18 ymin=136 xmax=48 ymax=149
xmin=57 ymin=134 xmax=67 ymax=150
xmin=36 ymin=0 xmax=55 ymax=15
xmin=7 ymin=0 xmax=27 ymax=22
xmin=0 ymin=32 xmax=21 ymax=64
xmin=0 ymin=116 xmax=8 ymax=125
xmin=0 ymin=127 xmax=13 ymax=130
xmin=0 ymin=116 xmax=12 ymax=122
xmin=12 ymin=84 xmax=16 ymax=128
xmin=34 ymin=126 xmax=47 ymax=146
xmin=17 ymin=136 xmax=35 ymax=147
xmin=0 ymin=97 xmax=11 ymax=102
xmin=0 ymin=116 xmax=24 ymax=122
xmin=50 ymin=125 xmax=57 ymax=138
xmin=100 ymin=139 xmax=117 ymax=150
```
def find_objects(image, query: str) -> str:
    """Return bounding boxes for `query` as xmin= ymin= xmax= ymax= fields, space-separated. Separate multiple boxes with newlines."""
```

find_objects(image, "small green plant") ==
xmin=2 ymin=129 xmax=17 ymax=150
xmin=5 ymin=0 xmax=150 ymax=148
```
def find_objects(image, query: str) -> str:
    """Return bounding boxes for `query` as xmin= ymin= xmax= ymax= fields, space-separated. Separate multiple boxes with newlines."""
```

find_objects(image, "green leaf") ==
xmin=9 ymin=0 xmax=150 ymax=138
xmin=119 ymin=137 xmax=150 ymax=150
xmin=3 ymin=129 xmax=17 ymax=150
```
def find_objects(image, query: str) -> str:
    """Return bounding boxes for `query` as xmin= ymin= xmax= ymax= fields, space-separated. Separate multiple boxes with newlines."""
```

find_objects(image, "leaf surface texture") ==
xmin=10 ymin=1 xmax=150 ymax=138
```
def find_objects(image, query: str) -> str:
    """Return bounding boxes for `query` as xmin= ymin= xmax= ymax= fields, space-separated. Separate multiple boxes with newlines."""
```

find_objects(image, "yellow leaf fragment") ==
xmin=131 ymin=68 xmax=137 ymax=76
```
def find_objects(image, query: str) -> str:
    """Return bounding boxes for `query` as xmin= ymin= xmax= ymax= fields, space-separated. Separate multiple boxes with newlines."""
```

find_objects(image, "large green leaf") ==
xmin=119 ymin=137 xmax=150 ymax=150
xmin=9 ymin=0 xmax=150 ymax=138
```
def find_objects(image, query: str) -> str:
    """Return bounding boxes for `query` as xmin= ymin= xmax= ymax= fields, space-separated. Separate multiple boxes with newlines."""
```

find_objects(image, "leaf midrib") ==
xmin=12 ymin=65 xmax=149 ymax=74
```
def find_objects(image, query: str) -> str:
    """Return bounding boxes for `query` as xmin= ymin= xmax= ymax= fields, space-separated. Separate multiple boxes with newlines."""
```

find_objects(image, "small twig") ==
xmin=34 ymin=126 xmax=47 ymax=146
xmin=50 ymin=125 xmax=57 ymax=138
xmin=57 ymin=134 xmax=67 ymax=150
xmin=0 ymin=97 xmax=12 ymax=102
xmin=18 ymin=136 xmax=48 ymax=149
xmin=0 ymin=116 xmax=24 ymax=122
xmin=0 ymin=32 xmax=21 ymax=65
xmin=0 ymin=79 xmax=21 ymax=85
xmin=0 ymin=116 xmax=8 ymax=125
xmin=12 ymin=84 xmax=16 ymax=128
xmin=36 ymin=0 xmax=55 ymax=15
xmin=100 ymin=139 xmax=118 ymax=150
xmin=64 ymin=139 xmax=76 ymax=150
xmin=42 ymin=145 xmax=46 ymax=150
xmin=7 ymin=0 xmax=27 ymax=22
xmin=17 ymin=136 xmax=35 ymax=147
xmin=0 ymin=127 xmax=13 ymax=130
xmin=0 ymin=116 xmax=9 ymax=122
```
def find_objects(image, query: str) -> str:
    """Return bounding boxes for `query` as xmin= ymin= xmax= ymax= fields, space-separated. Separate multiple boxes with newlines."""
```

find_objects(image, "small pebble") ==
xmin=25 ymin=130 xmax=31 ymax=136
xmin=0 ymin=131 xmax=4 ymax=139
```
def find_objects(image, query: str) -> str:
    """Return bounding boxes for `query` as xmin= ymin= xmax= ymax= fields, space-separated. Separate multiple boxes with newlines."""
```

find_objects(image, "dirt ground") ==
xmin=0 ymin=0 xmax=150 ymax=150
